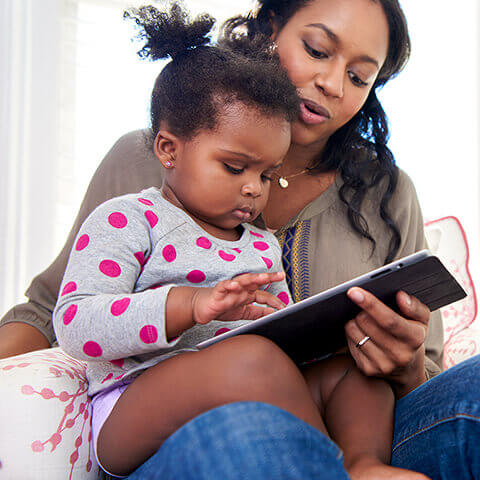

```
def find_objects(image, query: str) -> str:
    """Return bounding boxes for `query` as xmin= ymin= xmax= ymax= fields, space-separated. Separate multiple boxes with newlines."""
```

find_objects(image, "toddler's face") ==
xmin=163 ymin=102 xmax=291 ymax=237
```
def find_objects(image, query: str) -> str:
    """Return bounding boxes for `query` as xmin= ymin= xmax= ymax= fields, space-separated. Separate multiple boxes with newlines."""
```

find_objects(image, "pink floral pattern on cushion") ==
xmin=443 ymin=327 xmax=480 ymax=369
xmin=425 ymin=217 xmax=478 ymax=338
xmin=0 ymin=348 xmax=98 ymax=479
xmin=425 ymin=216 xmax=478 ymax=370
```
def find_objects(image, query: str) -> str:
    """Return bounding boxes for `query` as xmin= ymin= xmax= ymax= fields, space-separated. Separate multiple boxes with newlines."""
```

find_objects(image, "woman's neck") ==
xmin=281 ymin=140 xmax=327 ymax=175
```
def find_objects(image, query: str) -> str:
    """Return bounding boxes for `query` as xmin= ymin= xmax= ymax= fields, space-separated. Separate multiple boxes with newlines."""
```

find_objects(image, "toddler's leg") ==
xmin=97 ymin=335 xmax=327 ymax=476
xmin=303 ymin=354 xmax=430 ymax=480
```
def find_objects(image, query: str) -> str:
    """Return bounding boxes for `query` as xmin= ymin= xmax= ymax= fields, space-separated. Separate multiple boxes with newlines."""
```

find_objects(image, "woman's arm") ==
xmin=0 ymin=129 xmax=161 ymax=357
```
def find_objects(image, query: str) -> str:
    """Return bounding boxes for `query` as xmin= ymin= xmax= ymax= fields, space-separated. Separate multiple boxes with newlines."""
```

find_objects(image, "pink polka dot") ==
xmin=250 ymin=230 xmax=264 ymax=238
xmin=63 ymin=304 xmax=78 ymax=325
xmin=75 ymin=234 xmax=89 ymax=251
xmin=253 ymin=241 xmax=270 ymax=251
xmin=138 ymin=198 xmax=153 ymax=206
xmin=110 ymin=359 xmax=125 ymax=368
xmin=196 ymin=237 xmax=212 ymax=249
xmin=219 ymin=250 xmax=236 ymax=262
xmin=262 ymin=257 xmax=273 ymax=269
xmin=110 ymin=298 xmax=130 ymax=316
xmin=139 ymin=325 xmax=158 ymax=344
xmin=101 ymin=373 xmax=113 ymax=384
xmin=99 ymin=259 xmax=121 ymax=277
xmin=61 ymin=281 xmax=77 ymax=296
xmin=108 ymin=212 xmax=128 ymax=229
xmin=277 ymin=291 xmax=290 ymax=305
xmin=232 ymin=248 xmax=242 ymax=253
xmin=145 ymin=210 xmax=158 ymax=228
xmin=83 ymin=341 xmax=102 ymax=357
xmin=134 ymin=251 xmax=146 ymax=266
xmin=186 ymin=270 xmax=206 ymax=283
xmin=214 ymin=327 xmax=231 ymax=337
xmin=162 ymin=245 xmax=177 ymax=262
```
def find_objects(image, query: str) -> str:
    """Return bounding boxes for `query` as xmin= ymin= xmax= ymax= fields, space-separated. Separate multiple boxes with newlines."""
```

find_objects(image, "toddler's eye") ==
xmin=224 ymin=164 xmax=244 ymax=175
xmin=348 ymin=71 xmax=368 ymax=87
xmin=303 ymin=41 xmax=328 ymax=60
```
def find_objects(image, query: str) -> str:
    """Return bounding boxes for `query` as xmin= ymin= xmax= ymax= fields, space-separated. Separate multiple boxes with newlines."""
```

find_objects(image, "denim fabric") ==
xmin=126 ymin=402 xmax=349 ymax=480
xmin=118 ymin=355 xmax=480 ymax=480
xmin=392 ymin=354 xmax=480 ymax=479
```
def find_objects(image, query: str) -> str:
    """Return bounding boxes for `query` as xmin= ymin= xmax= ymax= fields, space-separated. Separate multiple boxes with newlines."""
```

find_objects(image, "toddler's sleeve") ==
xmin=53 ymin=196 xmax=179 ymax=361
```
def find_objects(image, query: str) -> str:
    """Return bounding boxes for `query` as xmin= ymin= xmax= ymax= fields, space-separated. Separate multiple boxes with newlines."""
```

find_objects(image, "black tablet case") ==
xmin=238 ymin=256 xmax=466 ymax=364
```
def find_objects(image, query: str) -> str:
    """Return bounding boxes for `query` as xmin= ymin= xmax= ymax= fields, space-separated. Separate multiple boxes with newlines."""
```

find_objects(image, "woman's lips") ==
xmin=299 ymin=100 xmax=330 ymax=125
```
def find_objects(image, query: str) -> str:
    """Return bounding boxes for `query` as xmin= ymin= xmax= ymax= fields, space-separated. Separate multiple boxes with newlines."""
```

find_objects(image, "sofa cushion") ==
xmin=0 ymin=348 xmax=98 ymax=479
xmin=425 ymin=216 xmax=477 ymax=343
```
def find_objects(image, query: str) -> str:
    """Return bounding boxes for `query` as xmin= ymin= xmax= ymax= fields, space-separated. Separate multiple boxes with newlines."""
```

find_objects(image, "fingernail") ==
xmin=403 ymin=291 xmax=412 ymax=305
xmin=348 ymin=288 xmax=364 ymax=304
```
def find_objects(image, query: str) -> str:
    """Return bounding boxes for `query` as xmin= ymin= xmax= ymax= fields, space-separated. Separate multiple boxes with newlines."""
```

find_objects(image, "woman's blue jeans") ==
xmin=126 ymin=354 xmax=480 ymax=480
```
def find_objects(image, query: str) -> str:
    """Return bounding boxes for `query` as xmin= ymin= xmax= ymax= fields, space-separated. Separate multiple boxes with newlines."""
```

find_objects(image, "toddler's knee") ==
xmin=212 ymin=335 xmax=300 ymax=388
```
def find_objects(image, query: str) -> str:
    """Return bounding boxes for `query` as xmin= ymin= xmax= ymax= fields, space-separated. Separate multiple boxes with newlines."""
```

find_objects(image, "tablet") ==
xmin=197 ymin=250 xmax=466 ymax=364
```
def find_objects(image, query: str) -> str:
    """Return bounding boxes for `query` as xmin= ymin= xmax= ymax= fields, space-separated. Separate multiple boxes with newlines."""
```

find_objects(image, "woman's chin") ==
xmin=290 ymin=123 xmax=329 ymax=150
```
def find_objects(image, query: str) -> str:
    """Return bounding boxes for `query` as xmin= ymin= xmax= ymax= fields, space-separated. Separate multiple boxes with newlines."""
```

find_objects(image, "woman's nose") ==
xmin=314 ymin=61 xmax=344 ymax=98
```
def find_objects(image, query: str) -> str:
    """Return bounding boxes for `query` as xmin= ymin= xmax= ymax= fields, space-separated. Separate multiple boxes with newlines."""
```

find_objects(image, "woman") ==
xmin=1 ymin=0 xmax=479 ymax=478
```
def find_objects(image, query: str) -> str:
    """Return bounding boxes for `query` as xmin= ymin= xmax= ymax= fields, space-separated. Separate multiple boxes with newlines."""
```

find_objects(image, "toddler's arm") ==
xmin=53 ymin=195 xmax=179 ymax=362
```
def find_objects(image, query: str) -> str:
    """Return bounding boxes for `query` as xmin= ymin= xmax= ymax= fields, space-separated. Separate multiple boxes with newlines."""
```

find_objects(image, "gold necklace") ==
xmin=274 ymin=168 xmax=311 ymax=189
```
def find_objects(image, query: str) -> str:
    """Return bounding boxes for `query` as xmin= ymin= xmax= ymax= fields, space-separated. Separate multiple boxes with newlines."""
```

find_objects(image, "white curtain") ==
xmin=0 ymin=0 xmax=479 ymax=316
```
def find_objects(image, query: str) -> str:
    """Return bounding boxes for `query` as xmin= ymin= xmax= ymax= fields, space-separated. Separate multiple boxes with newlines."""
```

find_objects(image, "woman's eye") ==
xmin=224 ymin=164 xmax=244 ymax=175
xmin=348 ymin=71 xmax=368 ymax=87
xmin=261 ymin=174 xmax=273 ymax=182
xmin=303 ymin=41 xmax=328 ymax=59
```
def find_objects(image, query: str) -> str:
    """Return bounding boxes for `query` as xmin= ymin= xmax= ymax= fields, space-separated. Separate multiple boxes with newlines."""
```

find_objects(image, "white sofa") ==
xmin=0 ymin=216 xmax=478 ymax=480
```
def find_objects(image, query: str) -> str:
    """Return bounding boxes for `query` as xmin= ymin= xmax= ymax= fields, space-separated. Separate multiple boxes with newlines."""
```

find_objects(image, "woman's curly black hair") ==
xmin=222 ymin=0 xmax=411 ymax=264
xmin=124 ymin=3 xmax=299 ymax=140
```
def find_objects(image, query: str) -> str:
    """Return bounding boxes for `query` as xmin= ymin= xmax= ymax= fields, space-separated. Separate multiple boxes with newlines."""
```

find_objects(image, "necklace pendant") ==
xmin=278 ymin=177 xmax=289 ymax=189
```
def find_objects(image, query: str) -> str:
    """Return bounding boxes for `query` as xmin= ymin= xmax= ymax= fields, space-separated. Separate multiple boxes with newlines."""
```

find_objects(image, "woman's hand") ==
xmin=192 ymin=272 xmax=287 ymax=325
xmin=344 ymin=287 xmax=430 ymax=398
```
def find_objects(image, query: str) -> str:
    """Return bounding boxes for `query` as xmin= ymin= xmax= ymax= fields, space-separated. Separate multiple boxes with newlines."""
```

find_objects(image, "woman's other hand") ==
xmin=345 ymin=287 xmax=430 ymax=398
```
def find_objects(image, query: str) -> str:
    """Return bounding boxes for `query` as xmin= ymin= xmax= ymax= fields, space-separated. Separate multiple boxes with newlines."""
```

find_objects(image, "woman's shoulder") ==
xmin=388 ymin=167 xmax=420 ymax=207
xmin=99 ymin=129 xmax=156 ymax=170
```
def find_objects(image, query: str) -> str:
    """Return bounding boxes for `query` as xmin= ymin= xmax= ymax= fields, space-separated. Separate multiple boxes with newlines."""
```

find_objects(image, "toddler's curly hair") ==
xmin=125 ymin=3 xmax=299 ymax=139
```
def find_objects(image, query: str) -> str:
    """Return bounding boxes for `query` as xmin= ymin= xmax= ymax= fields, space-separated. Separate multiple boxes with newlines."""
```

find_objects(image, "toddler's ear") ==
xmin=154 ymin=129 xmax=180 ymax=168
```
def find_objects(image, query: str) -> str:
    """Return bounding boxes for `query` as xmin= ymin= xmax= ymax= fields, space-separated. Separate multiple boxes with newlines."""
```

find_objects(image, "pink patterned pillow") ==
xmin=0 ymin=348 xmax=98 ymax=479
xmin=425 ymin=216 xmax=477 ymax=342
xmin=443 ymin=327 xmax=480 ymax=369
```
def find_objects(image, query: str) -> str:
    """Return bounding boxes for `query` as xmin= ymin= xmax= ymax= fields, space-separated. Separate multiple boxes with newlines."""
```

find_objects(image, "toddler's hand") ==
xmin=191 ymin=272 xmax=287 ymax=325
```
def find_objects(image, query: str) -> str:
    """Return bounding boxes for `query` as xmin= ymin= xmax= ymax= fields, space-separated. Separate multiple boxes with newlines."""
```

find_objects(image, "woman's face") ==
xmin=273 ymin=0 xmax=389 ymax=148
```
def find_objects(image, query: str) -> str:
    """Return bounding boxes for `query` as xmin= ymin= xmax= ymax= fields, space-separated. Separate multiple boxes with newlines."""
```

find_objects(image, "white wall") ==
xmin=379 ymin=0 xmax=480 ymax=287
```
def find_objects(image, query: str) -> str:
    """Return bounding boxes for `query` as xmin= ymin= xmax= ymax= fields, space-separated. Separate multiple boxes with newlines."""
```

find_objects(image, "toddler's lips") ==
xmin=232 ymin=209 xmax=253 ymax=222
